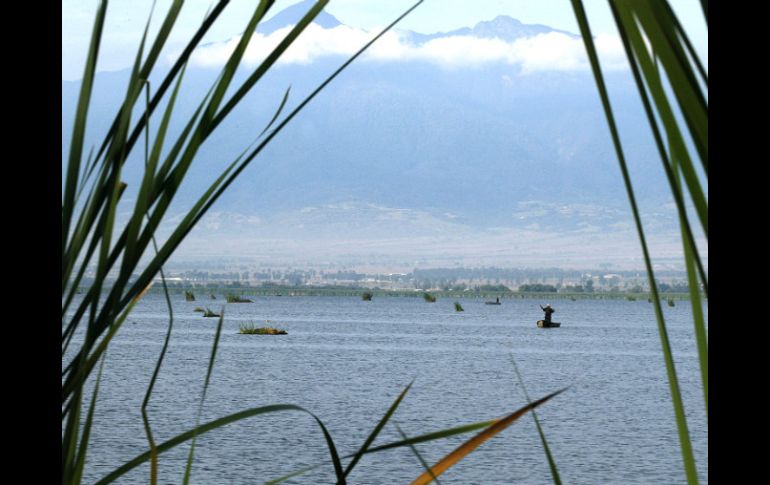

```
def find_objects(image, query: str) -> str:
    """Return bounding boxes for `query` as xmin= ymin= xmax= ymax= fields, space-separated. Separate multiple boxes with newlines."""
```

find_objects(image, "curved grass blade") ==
xmin=266 ymin=419 xmax=497 ymax=484
xmin=139 ymin=82 xmax=179 ymax=484
xmin=409 ymin=389 xmax=565 ymax=485
xmin=93 ymin=404 xmax=344 ymax=485
xmin=510 ymin=357 xmax=561 ymax=485
xmin=209 ymin=0 xmax=329 ymax=131
xmin=62 ymin=283 xmax=153 ymax=403
xmin=84 ymin=0 xmax=229 ymax=182
xmin=343 ymin=380 xmax=413 ymax=478
xmin=259 ymin=86 xmax=291 ymax=138
xmin=633 ymin=2 xmax=707 ymax=171
xmin=660 ymin=1 xmax=707 ymax=87
xmin=609 ymin=2 xmax=708 ymax=295
xmin=70 ymin=353 xmax=108 ymax=485
xmin=570 ymin=2 xmax=698 ymax=483
xmin=182 ymin=310 xmax=224 ymax=484
xmin=113 ymin=0 xmax=425 ymax=327
xmin=670 ymin=132 xmax=708 ymax=416
xmin=62 ymin=0 xmax=107 ymax=263
xmin=394 ymin=423 xmax=442 ymax=485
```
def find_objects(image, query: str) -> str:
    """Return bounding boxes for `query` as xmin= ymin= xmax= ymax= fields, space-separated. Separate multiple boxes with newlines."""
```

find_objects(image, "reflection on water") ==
xmin=71 ymin=295 xmax=707 ymax=484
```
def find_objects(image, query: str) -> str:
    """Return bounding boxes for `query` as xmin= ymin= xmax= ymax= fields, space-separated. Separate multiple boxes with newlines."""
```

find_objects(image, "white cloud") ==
xmin=182 ymin=24 xmax=628 ymax=73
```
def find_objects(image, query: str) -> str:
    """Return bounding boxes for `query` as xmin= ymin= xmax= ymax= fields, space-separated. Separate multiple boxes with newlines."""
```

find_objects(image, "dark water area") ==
xmin=69 ymin=294 xmax=707 ymax=484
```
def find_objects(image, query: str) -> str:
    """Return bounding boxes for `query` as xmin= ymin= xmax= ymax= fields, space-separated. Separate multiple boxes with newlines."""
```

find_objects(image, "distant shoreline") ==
xmin=103 ymin=285 xmax=696 ymax=301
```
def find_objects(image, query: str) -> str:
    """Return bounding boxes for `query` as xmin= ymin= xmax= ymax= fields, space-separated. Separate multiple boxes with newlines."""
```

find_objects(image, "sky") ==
xmin=61 ymin=0 xmax=708 ymax=80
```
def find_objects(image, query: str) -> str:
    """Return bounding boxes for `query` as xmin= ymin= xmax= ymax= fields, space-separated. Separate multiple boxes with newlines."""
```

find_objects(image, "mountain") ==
xmin=258 ymin=0 xmax=342 ymax=34
xmin=61 ymin=5 xmax=689 ymax=269
xmin=404 ymin=15 xmax=579 ymax=44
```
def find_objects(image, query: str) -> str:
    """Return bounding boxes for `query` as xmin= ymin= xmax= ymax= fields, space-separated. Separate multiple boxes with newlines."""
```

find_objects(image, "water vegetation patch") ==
xmin=202 ymin=308 xmax=220 ymax=318
xmin=226 ymin=294 xmax=253 ymax=303
xmin=362 ymin=291 xmax=373 ymax=301
xmin=423 ymin=292 xmax=437 ymax=303
xmin=454 ymin=301 xmax=464 ymax=312
xmin=239 ymin=322 xmax=287 ymax=335
xmin=193 ymin=307 xmax=205 ymax=313
xmin=185 ymin=291 xmax=195 ymax=302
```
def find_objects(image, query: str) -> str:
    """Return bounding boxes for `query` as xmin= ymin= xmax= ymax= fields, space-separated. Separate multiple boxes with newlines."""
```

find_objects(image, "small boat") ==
xmin=537 ymin=320 xmax=561 ymax=328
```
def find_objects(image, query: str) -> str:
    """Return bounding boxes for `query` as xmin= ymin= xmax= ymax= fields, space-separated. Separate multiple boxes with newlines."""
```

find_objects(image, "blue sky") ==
xmin=62 ymin=0 xmax=707 ymax=80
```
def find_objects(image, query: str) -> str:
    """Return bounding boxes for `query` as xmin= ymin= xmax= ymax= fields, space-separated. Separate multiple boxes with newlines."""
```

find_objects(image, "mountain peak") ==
xmin=470 ymin=15 xmax=578 ymax=40
xmin=402 ymin=15 xmax=578 ymax=45
xmin=258 ymin=0 xmax=342 ymax=34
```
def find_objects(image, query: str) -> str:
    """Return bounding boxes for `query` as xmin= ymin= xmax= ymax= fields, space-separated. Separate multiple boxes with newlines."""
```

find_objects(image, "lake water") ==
xmin=71 ymin=294 xmax=708 ymax=484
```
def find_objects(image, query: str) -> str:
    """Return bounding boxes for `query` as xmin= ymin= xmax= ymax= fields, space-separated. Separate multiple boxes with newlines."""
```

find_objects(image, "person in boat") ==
xmin=540 ymin=304 xmax=555 ymax=323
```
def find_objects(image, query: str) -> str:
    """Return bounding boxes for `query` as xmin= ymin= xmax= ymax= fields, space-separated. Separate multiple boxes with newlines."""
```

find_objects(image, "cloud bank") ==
xmin=184 ymin=24 xmax=627 ymax=73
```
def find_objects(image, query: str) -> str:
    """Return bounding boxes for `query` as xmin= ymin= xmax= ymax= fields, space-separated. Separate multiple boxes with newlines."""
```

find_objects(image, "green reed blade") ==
xmin=183 ymin=311 xmax=224 ymax=484
xmin=632 ymin=1 xmax=707 ymax=170
xmin=609 ymin=2 xmax=708 ymax=297
xmin=343 ymin=381 xmax=414 ymax=478
xmin=670 ymin=129 xmax=708 ymax=416
xmin=395 ymin=423 xmax=442 ymax=485
xmin=71 ymin=353 xmax=107 ymax=485
xmin=510 ymin=357 xmax=561 ymax=485
xmin=209 ymin=0 xmax=330 ymax=132
xmin=85 ymin=0 xmax=230 ymax=181
xmin=62 ymin=0 xmax=107 ymax=263
xmin=266 ymin=419 xmax=496 ymax=484
xmin=94 ymin=404 xmax=343 ymax=485
xmin=571 ymin=1 xmax=699 ymax=483
xmin=259 ymin=86 xmax=292 ymax=138
xmin=410 ymin=389 xmax=564 ymax=485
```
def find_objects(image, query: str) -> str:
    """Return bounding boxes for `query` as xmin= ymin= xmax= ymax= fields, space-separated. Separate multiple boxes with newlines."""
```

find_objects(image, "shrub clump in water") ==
xmin=423 ymin=292 xmax=436 ymax=303
xmin=202 ymin=308 xmax=220 ymax=318
xmin=185 ymin=291 xmax=195 ymax=302
xmin=362 ymin=291 xmax=373 ymax=301
xmin=454 ymin=301 xmax=464 ymax=312
xmin=226 ymin=294 xmax=253 ymax=303
xmin=239 ymin=321 xmax=287 ymax=335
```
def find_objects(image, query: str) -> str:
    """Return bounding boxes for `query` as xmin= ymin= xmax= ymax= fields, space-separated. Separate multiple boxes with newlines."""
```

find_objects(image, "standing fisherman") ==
xmin=540 ymin=304 xmax=555 ymax=323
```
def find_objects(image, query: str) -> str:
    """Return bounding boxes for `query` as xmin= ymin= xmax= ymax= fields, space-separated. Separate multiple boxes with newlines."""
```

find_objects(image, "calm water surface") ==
xmin=71 ymin=294 xmax=708 ymax=484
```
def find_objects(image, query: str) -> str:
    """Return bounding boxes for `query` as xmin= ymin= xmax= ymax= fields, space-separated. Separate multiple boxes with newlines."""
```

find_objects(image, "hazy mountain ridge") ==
xmin=61 ymin=3 xmax=689 ymax=267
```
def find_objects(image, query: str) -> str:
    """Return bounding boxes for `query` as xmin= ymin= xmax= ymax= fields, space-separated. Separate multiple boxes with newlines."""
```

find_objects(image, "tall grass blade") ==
xmin=266 ymin=419 xmax=498 ymax=484
xmin=670 ymin=132 xmax=708 ymax=416
xmin=189 ymin=0 xmax=426 ymax=233
xmin=94 ymin=404 xmax=344 ymax=485
xmin=395 ymin=423 xmax=442 ymax=485
xmin=182 ymin=310 xmax=224 ymax=484
xmin=633 ymin=2 xmax=707 ymax=171
xmin=259 ymin=86 xmax=292 ymax=138
xmin=570 ymin=1 xmax=699 ymax=482
xmin=62 ymin=283 xmax=152 ymax=403
xmin=139 ymin=92 xmax=178 ymax=484
xmin=62 ymin=0 xmax=107 ymax=263
xmin=510 ymin=357 xmax=561 ymax=485
xmin=409 ymin=389 xmax=564 ymax=485
xmin=85 ymin=0 xmax=231 ymax=181
xmin=609 ymin=2 xmax=708 ymax=293
xmin=71 ymin=353 xmax=108 ymax=485
xmin=209 ymin=0 xmax=329 ymax=131
xmin=343 ymin=381 xmax=413 ymax=477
